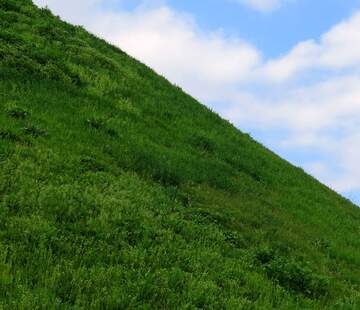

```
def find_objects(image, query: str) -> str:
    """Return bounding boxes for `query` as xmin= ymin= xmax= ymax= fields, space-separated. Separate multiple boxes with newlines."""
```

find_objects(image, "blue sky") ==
xmin=34 ymin=0 xmax=360 ymax=205
xmin=167 ymin=0 xmax=360 ymax=56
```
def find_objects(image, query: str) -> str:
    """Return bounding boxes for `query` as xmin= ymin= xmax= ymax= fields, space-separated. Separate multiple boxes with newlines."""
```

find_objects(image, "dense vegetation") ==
xmin=0 ymin=0 xmax=359 ymax=308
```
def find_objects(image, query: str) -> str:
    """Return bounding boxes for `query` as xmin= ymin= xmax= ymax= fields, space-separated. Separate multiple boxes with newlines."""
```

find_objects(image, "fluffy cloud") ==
xmin=260 ymin=11 xmax=360 ymax=82
xmin=234 ymin=0 xmax=290 ymax=12
xmin=33 ymin=0 xmax=360 ymax=201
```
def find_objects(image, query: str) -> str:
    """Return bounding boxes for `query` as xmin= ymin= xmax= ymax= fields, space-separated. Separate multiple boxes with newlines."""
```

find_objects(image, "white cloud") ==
xmin=259 ymin=11 xmax=360 ymax=82
xmin=231 ymin=76 xmax=360 ymax=132
xmin=33 ymin=0 xmax=360 ymax=201
xmin=234 ymin=0 xmax=290 ymax=12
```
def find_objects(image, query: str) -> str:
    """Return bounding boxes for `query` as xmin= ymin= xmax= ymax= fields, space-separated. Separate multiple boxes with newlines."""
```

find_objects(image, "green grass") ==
xmin=0 ymin=0 xmax=360 ymax=308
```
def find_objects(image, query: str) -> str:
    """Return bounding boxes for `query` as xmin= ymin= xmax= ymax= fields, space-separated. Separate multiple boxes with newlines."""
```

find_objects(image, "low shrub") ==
xmin=85 ymin=117 xmax=105 ymax=130
xmin=80 ymin=156 xmax=105 ymax=173
xmin=85 ymin=117 xmax=118 ymax=137
xmin=22 ymin=126 xmax=47 ymax=138
xmin=5 ymin=54 xmax=42 ymax=75
xmin=41 ymin=62 xmax=72 ymax=84
xmin=253 ymin=246 xmax=330 ymax=298
xmin=0 ymin=130 xmax=20 ymax=142
xmin=6 ymin=105 xmax=29 ymax=119
xmin=0 ymin=29 xmax=23 ymax=44
xmin=254 ymin=246 xmax=276 ymax=264
xmin=190 ymin=135 xmax=216 ymax=153
xmin=264 ymin=257 xmax=330 ymax=298
xmin=0 ymin=0 xmax=22 ymax=13
xmin=224 ymin=230 xmax=247 ymax=248
xmin=121 ymin=140 xmax=184 ymax=187
xmin=164 ymin=186 xmax=192 ymax=207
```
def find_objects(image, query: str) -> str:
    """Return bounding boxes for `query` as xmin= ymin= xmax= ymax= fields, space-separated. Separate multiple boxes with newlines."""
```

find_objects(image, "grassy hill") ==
xmin=0 ymin=0 xmax=359 ymax=308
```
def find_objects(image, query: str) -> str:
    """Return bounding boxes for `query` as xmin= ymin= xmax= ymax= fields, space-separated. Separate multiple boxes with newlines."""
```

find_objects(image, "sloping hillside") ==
xmin=0 ymin=1 xmax=359 ymax=308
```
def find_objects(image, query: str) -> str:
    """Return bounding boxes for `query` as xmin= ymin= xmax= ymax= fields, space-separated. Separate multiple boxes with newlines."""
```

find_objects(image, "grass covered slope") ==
xmin=1 ymin=0 xmax=360 ymax=308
